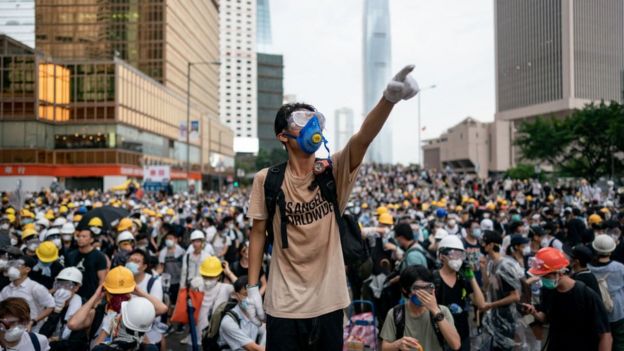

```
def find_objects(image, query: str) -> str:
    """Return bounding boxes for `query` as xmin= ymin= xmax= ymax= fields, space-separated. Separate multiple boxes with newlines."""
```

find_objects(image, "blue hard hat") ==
xmin=435 ymin=208 xmax=448 ymax=218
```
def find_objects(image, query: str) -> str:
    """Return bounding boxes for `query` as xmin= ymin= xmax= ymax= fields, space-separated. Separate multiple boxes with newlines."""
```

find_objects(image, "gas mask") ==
xmin=283 ymin=111 xmax=329 ymax=155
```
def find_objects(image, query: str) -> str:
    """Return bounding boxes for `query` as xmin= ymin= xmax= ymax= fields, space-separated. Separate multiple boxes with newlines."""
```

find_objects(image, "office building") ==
xmin=257 ymin=53 xmax=283 ymax=151
xmin=257 ymin=0 xmax=272 ymax=52
xmin=334 ymin=108 xmax=354 ymax=151
xmin=220 ymin=0 xmax=258 ymax=153
xmin=0 ymin=0 xmax=34 ymax=48
xmin=363 ymin=0 xmax=392 ymax=164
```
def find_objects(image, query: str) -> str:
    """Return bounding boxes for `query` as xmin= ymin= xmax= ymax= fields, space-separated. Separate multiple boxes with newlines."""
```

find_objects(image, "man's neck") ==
xmin=556 ymin=276 xmax=575 ymax=293
xmin=12 ymin=276 xmax=27 ymax=286
xmin=598 ymin=256 xmax=611 ymax=264
xmin=440 ymin=264 xmax=457 ymax=277
xmin=78 ymin=245 xmax=93 ymax=254
xmin=135 ymin=272 xmax=146 ymax=284
xmin=465 ymin=235 xmax=477 ymax=244
xmin=406 ymin=302 xmax=427 ymax=317
xmin=489 ymin=251 xmax=501 ymax=262
xmin=287 ymin=155 xmax=315 ymax=177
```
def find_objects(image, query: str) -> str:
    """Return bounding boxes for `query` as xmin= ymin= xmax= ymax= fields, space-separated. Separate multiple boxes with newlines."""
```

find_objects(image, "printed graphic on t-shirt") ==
xmin=285 ymin=192 xmax=334 ymax=226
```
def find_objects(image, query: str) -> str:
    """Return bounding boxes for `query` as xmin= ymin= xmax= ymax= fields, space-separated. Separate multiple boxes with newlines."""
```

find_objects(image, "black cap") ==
xmin=572 ymin=245 xmax=594 ymax=266
xmin=483 ymin=230 xmax=502 ymax=245
xmin=530 ymin=225 xmax=545 ymax=237
xmin=510 ymin=234 xmax=529 ymax=247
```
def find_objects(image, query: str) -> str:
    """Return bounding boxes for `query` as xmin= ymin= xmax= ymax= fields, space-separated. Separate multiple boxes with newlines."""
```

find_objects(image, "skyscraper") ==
xmin=363 ymin=0 xmax=392 ymax=164
xmin=0 ymin=0 xmax=35 ymax=48
xmin=220 ymin=0 xmax=258 ymax=154
xmin=257 ymin=0 xmax=272 ymax=52
xmin=495 ymin=0 xmax=624 ymax=166
xmin=334 ymin=108 xmax=354 ymax=152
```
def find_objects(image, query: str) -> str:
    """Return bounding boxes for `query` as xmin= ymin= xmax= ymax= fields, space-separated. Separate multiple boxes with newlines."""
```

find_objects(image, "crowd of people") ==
xmin=0 ymin=165 xmax=622 ymax=351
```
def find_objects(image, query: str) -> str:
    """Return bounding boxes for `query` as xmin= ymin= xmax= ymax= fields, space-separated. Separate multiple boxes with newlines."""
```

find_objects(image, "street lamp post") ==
xmin=417 ymin=84 xmax=436 ymax=167
xmin=186 ymin=61 xmax=220 ymax=187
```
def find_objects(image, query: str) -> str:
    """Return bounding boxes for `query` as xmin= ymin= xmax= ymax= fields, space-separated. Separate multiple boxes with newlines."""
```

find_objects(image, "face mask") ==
xmin=5 ymin=266 xmax=20 ymax=281
xmin=3 ymin=324 xmax=25 ymax=342
xmin=0 ymin=223 xmax=9 ymax=230
xmin=541 ymin=276 xmax=558 ymax=289
xmin=90 ymin=227 xmax=101 ymax=235
xmin=125 ymin=261 xmax=140 ymax=275
xmin=204 ymin=279 xmax=218 ymax=290
xmin=165 ymin=239 xmax=174 ymax=248
xmin=522 ymin=246 xmax=531 ymax=256
xmin=409 ymin=294 xmax=423 ymax=306
xmin=284 ymin=115 xmax=326 ymax=154
xmin=137 ymin=244 xmax=148 ymax=251
xmin=10 ymin=238 xmax=17 ymax=246
xmin=107 ymin=293 xmax=131 ymax=313
xmin=471 ymin=228 xmax=482 ymax=239
xmin=27 ymin=242 xmax=39 ymax=252
xmin=164 ymin=216 xmax=172 ymax=223
xmin=52 ymin=238 xmax=62 ymax=249
xmin=0 ymin=259 xmax=7 ymax=270
xmin=228 ymin=223 xmax=234 ymax=230
xmin=448 ymin=259 xmax=463 ymax=272
xmin=62 ymin=234 xmax=72 ymax=242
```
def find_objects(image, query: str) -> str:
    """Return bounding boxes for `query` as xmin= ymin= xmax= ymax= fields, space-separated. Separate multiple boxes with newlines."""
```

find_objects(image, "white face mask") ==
xmin=165 ymin=239 xmax=175 ymax=248
xmin=522 ymin=246 xmax=531 ymax=256
xmin=6 ymin=266 xmax=21 ymax=281
xmin=0 ymin=259 xmax=7 ymax=270
xmin=62 ymin=234 xmax=72 ymax=242
xmin=27 ymin=242 xmax=39 ymax=252
xmin=10 ymin=238 xmax=17 ymax=246
xmin=204 ymin=279 xmax=218 ymax=290
xmin=0 ymin=223 xmax=9 ymax=230
xmin=90 ymin=227 xmax=101 ymax=235
xmin=448 ymin=259 xmax=463 ymax=272
xmin=3 ymin=324 xmax=25 ymax=342
xmin=52 ymin=238 xmax=62 ymax=249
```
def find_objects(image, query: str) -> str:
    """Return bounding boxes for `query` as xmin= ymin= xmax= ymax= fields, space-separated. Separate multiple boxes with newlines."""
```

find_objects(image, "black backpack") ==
xmin=393 ymin=303 xmax=444 ymax=348
xmin=202 ymin=298 xmax=240 ymax=351
xmin=263 ymin=161 xmax=370 ymax=267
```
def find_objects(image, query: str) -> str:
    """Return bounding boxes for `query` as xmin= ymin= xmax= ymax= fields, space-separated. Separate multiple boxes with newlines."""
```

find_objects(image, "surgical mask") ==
xmin=228 ymin=223 xmax=234 ymax=230
xmin=3 ymin=324 xmax=26 ymax=342
xmin=5 ymin=266 xmax=20 ymax=281
xmin=90 ymin=227 xmax=101 ymax=235
xmin=204 ymin=279 xmax=218 ymax=290
xmin=9 ymin=238 xmax=17 ymax=246
xmin=62 ymin=234 xmax=72 ymax=242
xmin=471 ymin=228 xmax=482 ymax=239
xmin=27 ymin=242 xmax=39 ymax=252
xmin=0 ymin=223 xmax=9 ymax=230
xmin=409 ymin=294 xmax=423 ymax=306
xmin=541 ymin=276 xmax=558 ymax=289
xmin=448 ymin=259 xmax=463 ymax=272
xmin=165 ymin=239 xmax=174 ymax=248
xmin=284 ymin=114 xmax=327 ymax=155
xmin=137 ymin=244 xmax=148 ymax=251
xmin=522 ymin=246 xmax=531 ymax=256
xmin=125 ymin=261 xmax=139 ymax=275
xmin=52 ymin=238 xmax=62 ymax=249
xmin=0 ymin=259 xmax=7 ymax=270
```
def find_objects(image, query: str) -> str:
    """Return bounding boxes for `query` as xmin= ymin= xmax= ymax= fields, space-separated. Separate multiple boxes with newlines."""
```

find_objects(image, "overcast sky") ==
xmin=270 ymin=0 xmax=495 ymax=164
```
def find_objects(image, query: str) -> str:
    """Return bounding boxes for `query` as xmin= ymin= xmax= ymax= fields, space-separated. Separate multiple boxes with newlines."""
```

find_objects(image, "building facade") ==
xmin=0 ymin=0 xmax=35 ymax=48
xmin=363 ymin=0 xmax=392 ymax=164
xmin=495 ymin=0 xmax=624 ymax=166
xmin=334 ymin=107 xmax=354 ymax=152
xmin=219 ymin=0 xmax=258 ymax=153
xmin=257 ymin=53 xmax=283 ymax=151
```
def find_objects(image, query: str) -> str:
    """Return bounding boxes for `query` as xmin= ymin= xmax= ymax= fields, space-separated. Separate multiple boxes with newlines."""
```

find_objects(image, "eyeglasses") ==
xmin=441 ymin=249 xmax=466 ymax=260
xmin=286 ymin=110 xmax=326 ymax=130
xmin=411 ymin=282 xmax=435 ymax=293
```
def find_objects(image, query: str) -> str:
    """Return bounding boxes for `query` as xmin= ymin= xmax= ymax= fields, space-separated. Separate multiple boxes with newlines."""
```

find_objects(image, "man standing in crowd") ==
xmin=65 ymin=229 xmax=107 ymax=299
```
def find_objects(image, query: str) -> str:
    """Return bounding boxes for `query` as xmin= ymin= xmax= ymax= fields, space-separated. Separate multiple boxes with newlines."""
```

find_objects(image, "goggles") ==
xmin=286 ymin=110 xmax=326 ymax=131
xmin=410 ymin=282 xmax=435 ymax=293
xmin=441 ymin=249 xmax=466 ymax=260
xmin=54 ymin=280 xmax=76 ymax=291
xmin=6 ymin=259 xmax=24 ymax=269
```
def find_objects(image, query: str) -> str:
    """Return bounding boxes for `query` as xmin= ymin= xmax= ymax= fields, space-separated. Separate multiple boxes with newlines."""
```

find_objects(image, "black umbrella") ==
xmin=76 ymin=206 xmax=130 ymax=231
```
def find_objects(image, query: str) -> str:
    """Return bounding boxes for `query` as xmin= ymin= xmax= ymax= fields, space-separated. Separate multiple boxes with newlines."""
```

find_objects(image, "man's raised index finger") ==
xmin=395 ymin=65 xmax=415 ymax=81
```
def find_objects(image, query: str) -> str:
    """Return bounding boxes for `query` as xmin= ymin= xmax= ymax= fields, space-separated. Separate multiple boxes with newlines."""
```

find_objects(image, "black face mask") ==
xmin=480 ymin=244 xmax=488 ymax=256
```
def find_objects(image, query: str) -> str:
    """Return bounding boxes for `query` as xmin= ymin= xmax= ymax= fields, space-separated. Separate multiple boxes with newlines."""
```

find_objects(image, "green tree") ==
xmin=254 ymin=147 xmax=288 ymax=170
xmin=514 ymin=116 xmax=573 ymax=168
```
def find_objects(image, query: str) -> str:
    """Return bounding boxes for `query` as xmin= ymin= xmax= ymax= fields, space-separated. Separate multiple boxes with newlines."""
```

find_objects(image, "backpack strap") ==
xmin=393 ymin=305 xmax=405 ymax=340
xmin=147 ymin=275 xmax=159 ymax=295
xmin=28 ymin=332 xmax=41 ymax=351
xmin=315 ymin=163 xmax=346 ymax=238
xmin=264 ymin=162 xmax=288 ymax=249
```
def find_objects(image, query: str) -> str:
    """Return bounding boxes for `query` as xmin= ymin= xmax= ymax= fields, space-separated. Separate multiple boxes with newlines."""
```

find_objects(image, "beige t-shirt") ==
xmin=247 ymin=142 xmax=361 ymax=318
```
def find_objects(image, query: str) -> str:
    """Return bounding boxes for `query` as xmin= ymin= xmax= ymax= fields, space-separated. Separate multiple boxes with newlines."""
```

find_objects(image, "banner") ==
xmin=190 ymin=120 xmax=200 ymax=142
xmin=143 ymin=165 xmax=171 ymax=183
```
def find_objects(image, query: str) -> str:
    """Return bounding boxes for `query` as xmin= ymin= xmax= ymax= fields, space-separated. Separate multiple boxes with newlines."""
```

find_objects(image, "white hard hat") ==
xmin=52 ymin=217 xmax=67 ymax=227
xmin=56 ymin=267 xmax=83 ymax=285
xmin=593 ymin=234 xmax=616 ymax=255
xmin=121 ymin=297 xmax=156 ymax=332
xmin=36 ymin=218 xmax=50 ymax=227
xmin=116 ymin=231 xmax=135 ymax=245
xmin=480 ymin=219 xmax=494 ymax=231
xmin=61 ymin=222 xmax=75 ymax=234
xmin=434 ymin=228 xmax=449 ymax=240
xmin=438 ymin=235 xmax=465 ymax=252
xmin=44 ymin=228 xmax=61 ymax=238
xmin=190 ymin=230 xmax=205 ymax=241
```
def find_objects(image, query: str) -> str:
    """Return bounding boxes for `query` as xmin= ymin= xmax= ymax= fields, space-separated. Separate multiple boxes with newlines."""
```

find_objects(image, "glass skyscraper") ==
xmin=257 ymin=0 xmax=272 ymax=52
xmin=363 ymin=0 xmax=392 ymax=164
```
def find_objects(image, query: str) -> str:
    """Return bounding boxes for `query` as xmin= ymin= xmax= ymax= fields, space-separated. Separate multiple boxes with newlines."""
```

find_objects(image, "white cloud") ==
xmin=271 ymin=0 xmax=495 ymax=164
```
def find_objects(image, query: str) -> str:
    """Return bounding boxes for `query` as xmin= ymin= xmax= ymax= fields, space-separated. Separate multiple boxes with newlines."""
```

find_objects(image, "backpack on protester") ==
xmin=263 ymin=161 xmax=371 ymax=269
xmin=393 ymin=303 xmax=444 ymax=348
xmin=399 ymin=242 xmax=437 ymax=271
xmin=202 ymin=298 xmax=240 ymax=351
xmin=596 ymin=273 xmax=614 ymax=313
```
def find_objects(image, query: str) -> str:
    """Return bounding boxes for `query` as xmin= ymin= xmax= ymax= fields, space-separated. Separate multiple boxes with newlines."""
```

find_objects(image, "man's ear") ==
xmin=277 ymin=133 xmax=289 ymax=144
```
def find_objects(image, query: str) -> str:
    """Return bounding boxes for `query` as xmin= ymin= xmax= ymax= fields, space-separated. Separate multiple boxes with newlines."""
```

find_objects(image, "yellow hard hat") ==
xmin=36 ymin=241 xmax=59 ymax=263
xmin=22 ymin=223 xmax=35 ymax=231
xmin=588 ymin=214 xmax=603 ymax=225
xmin=199 ymin=256 xmax=223 ymax=277
xmin=45 ymin=210 xmax=55 ymax=220
xmin=600 ymin=207 xmax=610 ymax=214
xmin=68 ymin=202 xmax=77 ymax=209
xmin=379 ymin=213 xmax=394 ymax=225
xmin=5 ymin=208 xmax=15 ymax=215
xmin=421 ymin=203 xmax=430 ymax=212
xmin=117 ymin=218 xmax=133 ymax=232
xmin=526 ymin=195 xmax=533 ymax=202
xmin=6 ymin=214 xmax=15 ymax=223
xmin=20 ymin=209 xmax=34 ymax=218
xmin=166 ymin=208 xmax=175 ymax=216
xmin=93 ymin=202 xmax=103 ymax=208
xmin=21 ymin=227 xmax=38 ymax=241
xmin=486 ymin=202 xmax=496 ymax=211
xmin=73 ymin=214 xmax=82 ymax=222
xmin=455 ymin=205 xmax=463 ymax=212
xmin=376 ymin=206 xmax=388 ymax=216
xmin=547 ymin=194 xmax=554 ymax=202
xmin=103 ymin=266 xmax=136 ymax=294
xmin=88 ymin=217 xmax=103 ymax=227
xmin=361 ymin=203 xmax=369 ymax=209
xmin=59 ymin=206 xmax=68 ymax=214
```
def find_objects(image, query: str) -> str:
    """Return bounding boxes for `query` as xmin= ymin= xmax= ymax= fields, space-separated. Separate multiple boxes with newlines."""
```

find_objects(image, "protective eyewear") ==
xmin=411 ymin=282 xmax=435 ymax=293
xmin=287 ymin=110 xmax=326 ymax=130
xmin=442 ymin=249 xmax=466 ymax=260
xmin=54 ymin=280 xmax=76 ymax=291
xmin=0 ymin=318 xmax=19 ymax=331
xmin=6 ymin=259 xmax=24 ymax=268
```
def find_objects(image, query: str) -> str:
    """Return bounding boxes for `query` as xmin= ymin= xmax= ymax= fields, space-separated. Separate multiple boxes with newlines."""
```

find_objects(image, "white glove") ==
xmin=53 ymin=289 xmax=72 ymax=312
xmin=247 ymin=285 xmax=265 ymax=322
xmin=383 ymin=65 xmax=420 ymax=103
xmin=190 ymin=276 xmax=204 ymax=290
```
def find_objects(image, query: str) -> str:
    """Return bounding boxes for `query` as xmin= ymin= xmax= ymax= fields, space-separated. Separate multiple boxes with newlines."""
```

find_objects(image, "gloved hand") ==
xmin=53 ymin=289 xmax=72 ymax=312
xmin=247 ymin=285 xmax=265 ymax=322
xmin=383 ymin=65 xmax=420 ymax=103
xmin=461 ymin=265 xmax=475 ymax=280
xmin=190 ymin=276 xmax=203 ymax=290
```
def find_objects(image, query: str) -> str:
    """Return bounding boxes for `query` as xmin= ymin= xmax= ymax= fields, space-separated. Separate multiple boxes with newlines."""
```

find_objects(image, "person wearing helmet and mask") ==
xmin=91 ymin=297 xmax=156 ymax=351
xmin=65 ymin=228 xmax=107 ymax=300
xmin=30 ymin=241 xmax=63 ymax=290
xmin=180 ymin=230 xmax=214 ymax=290
xmin=20 ymin=227 xmax=40 ymax=258
xmin=59 ymin=222 xmax=75 ymax=262
xmin=0 ymin=255 xmax=55 ymax=333
xmin=523 ymin=247 xmax=612 ymax=351
xmin=0 ymin=297 xmax=50 ymax=351
xmin=111 ymin=231 xmax=135 ymax=268
xmin=434 ymin=235 xmax=486 ymax=351
xmin=589 ymin=234 xmax=624 ymax=349
xmin=190 ymin=256 xmax=234 ymax=345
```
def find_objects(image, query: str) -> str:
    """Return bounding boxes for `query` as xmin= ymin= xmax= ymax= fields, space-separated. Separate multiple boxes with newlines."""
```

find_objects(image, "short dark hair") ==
xmin=399 ymin=265 xmax=432 ymax=292
xmin=233 ymin=275 xmax=248 ymax=293
xmin=273 ymin=103 xmax=315 ymax=135
xmin=394 ymin=223 xmax=414 ymax=241
xmin=130 ymin=249 xmax=150 ymax=266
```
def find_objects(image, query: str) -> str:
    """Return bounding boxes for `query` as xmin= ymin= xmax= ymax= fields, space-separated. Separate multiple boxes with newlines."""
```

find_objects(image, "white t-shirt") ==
xmin=0 ymin=278 xmax=55 ymax=322
xmin=137 ymin=273 xmax=163 ymax=344
xmin=61 ymin=294 xmax=83 ymax=340
xmin=5 ymin=331 xmax=50 ymax=351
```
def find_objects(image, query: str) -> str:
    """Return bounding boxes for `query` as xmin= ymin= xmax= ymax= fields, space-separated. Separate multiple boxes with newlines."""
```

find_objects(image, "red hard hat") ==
xmin=528 ymin=247 xmax=569 ymax=276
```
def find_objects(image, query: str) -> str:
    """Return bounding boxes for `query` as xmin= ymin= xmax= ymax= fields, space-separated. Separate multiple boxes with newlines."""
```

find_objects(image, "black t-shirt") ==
xmin=434 ymin=270 xmax=473 ymax=340
xmin=546 ymin=281 xmax=610 ymax=351
xmin=571 ymin=270 xmax=601 ymax=298
xmin=30 ymin=260 xmax=64 ymax=290
xmin=66 ymin=248 xmax=107 ymax=299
